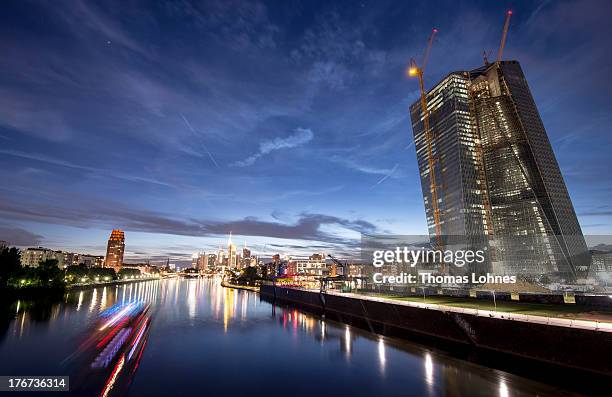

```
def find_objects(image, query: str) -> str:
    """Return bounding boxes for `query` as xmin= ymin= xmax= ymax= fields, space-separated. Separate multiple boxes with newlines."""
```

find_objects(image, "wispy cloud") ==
xmin=0 ymin=149 xmax=171 ymax=187
xmin=232 ymin=127 xmax=314 ymax=167
xmin=371 ymin=163 xmax=399 ymax=188
xmin=331 ymin=155 xmax=401 ymax=177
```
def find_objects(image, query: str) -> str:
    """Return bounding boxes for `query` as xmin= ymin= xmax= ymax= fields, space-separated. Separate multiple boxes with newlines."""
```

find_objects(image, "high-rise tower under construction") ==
xmin=410 ymin=60 xmax=589 ymax=281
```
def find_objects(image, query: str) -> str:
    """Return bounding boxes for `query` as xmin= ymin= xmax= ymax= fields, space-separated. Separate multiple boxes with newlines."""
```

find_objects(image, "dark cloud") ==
xmin=0 ymin=197 xmax=376 ymax=248
xmin=0 ymin=227 xmax=43 ymax=246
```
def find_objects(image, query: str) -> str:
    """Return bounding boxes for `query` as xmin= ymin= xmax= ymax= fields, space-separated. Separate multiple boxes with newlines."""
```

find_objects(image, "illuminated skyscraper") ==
xmin=227 ymin=232 xmax=237 ymax=269
xmin=104 ymin=229 xmax=125 ymax=272
xmin=242 ymin=241 xmax=251 ymax=260
xmin=410 ymin=60 xmax=589 ymax=281
xmin=197 ymin=252 xmax=208 ymax=271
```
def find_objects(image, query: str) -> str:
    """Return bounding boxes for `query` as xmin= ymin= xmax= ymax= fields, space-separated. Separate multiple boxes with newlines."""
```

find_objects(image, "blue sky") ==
xmin=0 ymin=0 xmax=611 ymax=262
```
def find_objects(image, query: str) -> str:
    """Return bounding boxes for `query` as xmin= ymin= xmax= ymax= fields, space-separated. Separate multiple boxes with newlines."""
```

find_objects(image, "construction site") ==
xmin=408 ymin=11 xmax=592 ymax=286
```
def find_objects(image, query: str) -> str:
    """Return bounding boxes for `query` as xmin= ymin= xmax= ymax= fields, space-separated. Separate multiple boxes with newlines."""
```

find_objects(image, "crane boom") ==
xmin=497 ymin=10 xmax=512 ymax=61
xmin=421 ymin=28 xmax=438 ymax=73
xmin=327 ymin=254 xmax=345 ymax=276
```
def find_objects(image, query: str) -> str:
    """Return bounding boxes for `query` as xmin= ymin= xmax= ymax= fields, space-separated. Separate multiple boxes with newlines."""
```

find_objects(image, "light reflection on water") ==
xmin=0 ymin=278 xmax=578 ymax=397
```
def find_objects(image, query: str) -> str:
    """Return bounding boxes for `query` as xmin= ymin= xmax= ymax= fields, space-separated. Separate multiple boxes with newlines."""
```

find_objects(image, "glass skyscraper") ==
xmin=410 ymin=60 xmax=589 ymax=281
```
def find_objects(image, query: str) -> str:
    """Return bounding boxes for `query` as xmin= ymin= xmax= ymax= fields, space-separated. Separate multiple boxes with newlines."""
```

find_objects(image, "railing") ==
xmin=324 ymin=290 xmax=612 ymax=333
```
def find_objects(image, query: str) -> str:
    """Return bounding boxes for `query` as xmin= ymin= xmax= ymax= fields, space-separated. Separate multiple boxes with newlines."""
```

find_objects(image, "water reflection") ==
xmin=499 ymin=380 xmax=509 ymax=397
xmin=378 ymin=337 xmax=386 ymax=373
xmin=0 ymin=279 xmax=586 ymax=397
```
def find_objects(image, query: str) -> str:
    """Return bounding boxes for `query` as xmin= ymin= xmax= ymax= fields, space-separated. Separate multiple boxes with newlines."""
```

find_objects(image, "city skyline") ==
xmin=1 ymin=0 xmax=611 ymax=262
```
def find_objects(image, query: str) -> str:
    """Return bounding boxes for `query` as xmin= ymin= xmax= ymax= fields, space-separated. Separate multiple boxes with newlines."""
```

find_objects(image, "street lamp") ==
xmin=492 ymin=290 xmax=497 ymax=310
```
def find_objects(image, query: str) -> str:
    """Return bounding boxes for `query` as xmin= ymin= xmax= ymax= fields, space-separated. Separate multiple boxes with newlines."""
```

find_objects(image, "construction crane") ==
xmin=408 ymin=29 xmax=442 ymax=250
xmin=327 ymin=254 xmax=345 ymax=276
xmin=497 ymin=10 xmax=513 ymax=61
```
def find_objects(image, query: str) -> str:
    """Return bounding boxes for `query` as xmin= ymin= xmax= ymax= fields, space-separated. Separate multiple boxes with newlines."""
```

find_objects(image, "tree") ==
xmin=237 ymin=266 xmax=258 ymax=285
xmin=65 ymin=264 xmax=88 ymax=282
xmin=0 ymin=247 xmax=21 ymax=288
xmin=118 ymin=268 xmax=141 ymax=279
xmin=36 ymin=259 xmax=64 ymax=288
xmin=88 ymin=267 xmax=117 ymax=281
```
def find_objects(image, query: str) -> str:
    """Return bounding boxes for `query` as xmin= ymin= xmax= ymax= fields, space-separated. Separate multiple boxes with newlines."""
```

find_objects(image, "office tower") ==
xmin=104 ymin=229 xmax=125 ymax=272
xmin=197 ymin=253 xmax=208 ymax=271
xmin=217 ymin=247 xmax=225 ymax=267
xmin=410 ymin=60 xmax=589 ymax=281
xmin=227 ymin=232 xmax=237 ymax=269
xmin=207 ymin=254 xmax=217 ymax=270
xmin=242 ymin=242 xmax=251 ymax=260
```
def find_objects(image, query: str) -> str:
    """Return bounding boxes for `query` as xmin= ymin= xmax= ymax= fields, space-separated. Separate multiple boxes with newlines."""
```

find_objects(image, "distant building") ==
xmin=590 ymin=251 xmax=612 ymax=285
xmin=122 ymin=263 xmax=155 ymax=275
xmin=217 ymin=248 xmax=225 ymax=267
xmin=104 ymin=229 xmax=125 ymax=272
xmin=227 ymin=233 xmax=237 ymax=269
xmin=94 ymin=256 xmax=105 ymax=267
xmin=346 ymin=264 xmax=365 ymax=277
xmin=207 ymin=254 xmax=217 ymax=270
xmin=20 ymin=247 xmax=65 ymax=268
xmin=62 ymin=252 xmax=79 ymax=267
xmin=78 ymin=254 xmax=99 ymax=267
xmin=242 ymin=242 xmax=251 ymax=260
xmin=197 ymin=253 xmax=208 ymax=271
xmin=286 ymin=260 xmax=297 ymax=275
xmin=20 ymin=248 xmax=103 ymax=269
xmin=295 ymin=253 xmax=327 ymax=276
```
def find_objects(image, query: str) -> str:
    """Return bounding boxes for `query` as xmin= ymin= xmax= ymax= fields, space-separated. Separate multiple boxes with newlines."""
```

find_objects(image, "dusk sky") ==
xmin=1 ymin=0 xmax=611 ymax=262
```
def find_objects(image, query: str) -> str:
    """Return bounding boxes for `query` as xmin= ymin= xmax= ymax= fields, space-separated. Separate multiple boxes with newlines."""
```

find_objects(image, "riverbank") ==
xmin=220 ymin=281 xmax=259 ymax=292
xmin=66 ymin=276 xmax=160 ymax=291
xmin=0 ymin=277 xmax=160 ymax=300
xmin=261 ymin=284 xmax=611 ymax=378
xmin=362 ymin=292 xmax=612 ymax=322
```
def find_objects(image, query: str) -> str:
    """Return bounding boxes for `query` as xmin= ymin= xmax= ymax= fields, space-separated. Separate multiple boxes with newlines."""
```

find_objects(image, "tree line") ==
xmin=0 ymin=247 xmax=142 ymax=290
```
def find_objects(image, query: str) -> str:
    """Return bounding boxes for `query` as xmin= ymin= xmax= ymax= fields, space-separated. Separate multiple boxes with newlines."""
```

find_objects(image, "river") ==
xmin=0 ymin=279 xmax=583 ymax=396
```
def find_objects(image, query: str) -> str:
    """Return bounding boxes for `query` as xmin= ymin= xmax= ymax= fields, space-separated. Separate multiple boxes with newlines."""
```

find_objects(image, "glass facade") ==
xmin=410 ymin=61 xmax=589 ymax=281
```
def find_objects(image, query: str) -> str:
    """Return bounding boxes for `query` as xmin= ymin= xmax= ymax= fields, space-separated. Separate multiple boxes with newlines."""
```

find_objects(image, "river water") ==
xmin=0 ymin=279 xmax=582 ymax=396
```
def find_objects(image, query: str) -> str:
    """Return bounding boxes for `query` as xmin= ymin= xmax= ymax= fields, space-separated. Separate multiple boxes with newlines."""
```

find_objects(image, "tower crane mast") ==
xmin=408 ymin=29 xmax=442 ymax=251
